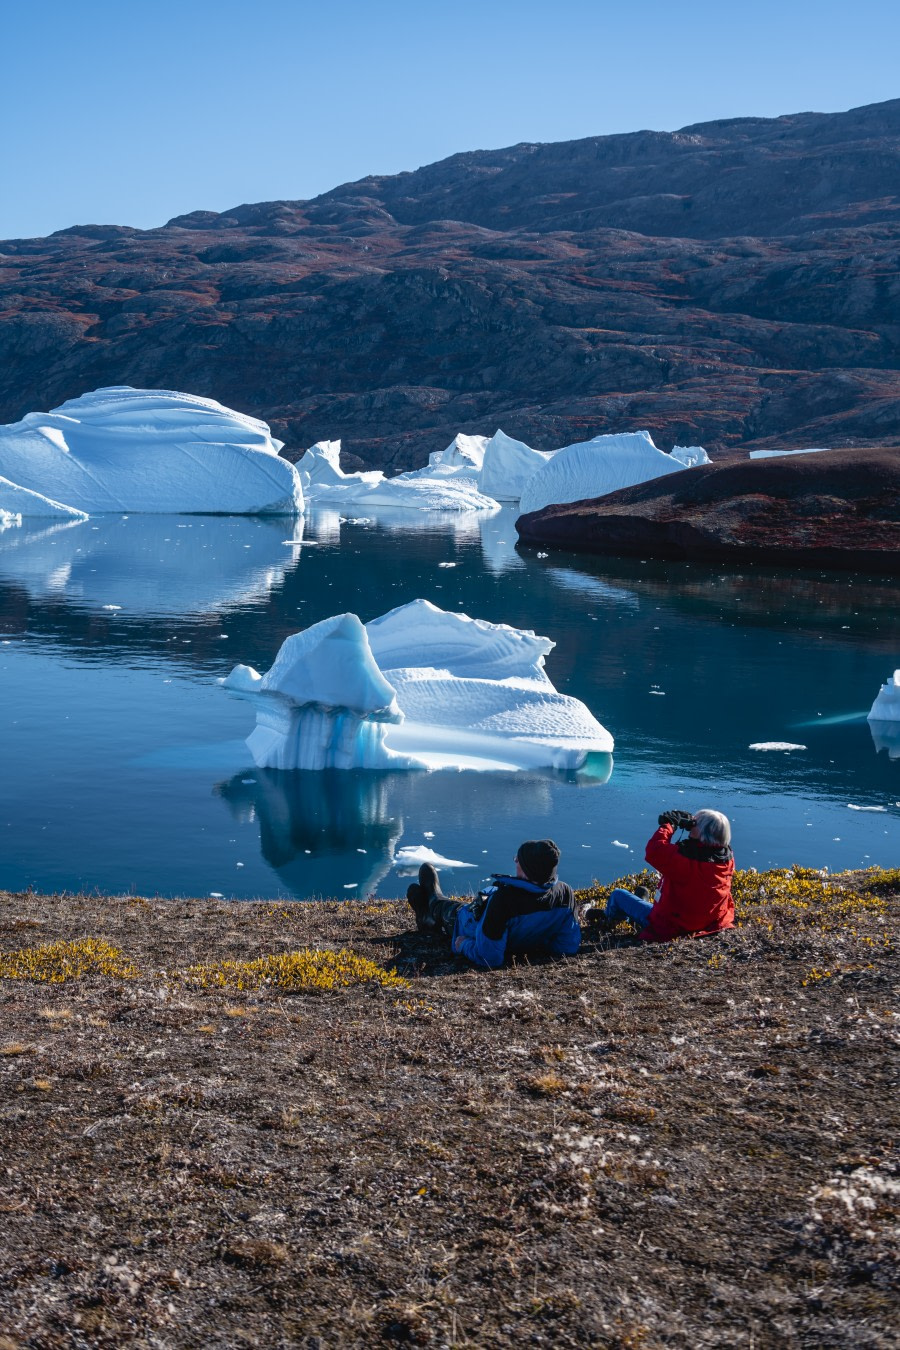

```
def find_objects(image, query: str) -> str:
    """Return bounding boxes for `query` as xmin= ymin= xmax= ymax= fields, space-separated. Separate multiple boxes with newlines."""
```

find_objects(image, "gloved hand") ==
xmin=658 ymin=809 xmax=695 ymax=830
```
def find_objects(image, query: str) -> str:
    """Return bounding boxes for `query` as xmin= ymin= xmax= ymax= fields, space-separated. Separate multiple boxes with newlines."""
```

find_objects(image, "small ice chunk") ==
xmin=394 ymin=846 xmax=476 ymax=869
xmin=209 ymin=891 xmax=224 ymax=897
xmin=749 ymin=742 xmax=807 ymax=751
xmin=649 ymin=690 xmax=666 ymax=696
xmin=847 ymin=804 xmax=887 ymax=812
xmin=102 ymin=604 xmax=122 ymax=611
xmin=423 ymin=831 xmax=435 ymax=839
xmin=611 ymin=840 xmax=630 ymax=849
xmin=343 ymin=882 xmax=358 ymax=889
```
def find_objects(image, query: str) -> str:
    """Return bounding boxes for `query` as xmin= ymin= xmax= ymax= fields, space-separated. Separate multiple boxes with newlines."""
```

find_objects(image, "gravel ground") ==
xmin=0 ymin=867 xmax=897 ymax=1348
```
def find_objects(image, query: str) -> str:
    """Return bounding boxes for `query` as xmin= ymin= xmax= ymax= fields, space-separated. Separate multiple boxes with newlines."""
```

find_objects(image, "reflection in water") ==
xmin=545 ymin=568 xmax=639 ymax=610
xmin=870 ymin=721 xmax=900 ymax=761
xmin=478 ymin=507 xmax=525 ymax=574
xmin=0 ymin=514 xmax=305 ymax=615
xmin=217 ymin=768 xmax=404 ymax=896
xmin=215 ymin=756 xmax=613 ymax=899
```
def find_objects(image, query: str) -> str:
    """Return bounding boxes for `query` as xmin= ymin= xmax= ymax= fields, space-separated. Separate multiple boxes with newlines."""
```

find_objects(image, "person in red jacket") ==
xmin=596 ymin=808 xmax=735 ymax=942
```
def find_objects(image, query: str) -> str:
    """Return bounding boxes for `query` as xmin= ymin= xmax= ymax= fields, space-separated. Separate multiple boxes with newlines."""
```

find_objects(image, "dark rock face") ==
xmin=515 ymin=448 xmax=900 ymax=571
xmin=2 ymin=100 xmax=900 ymax=470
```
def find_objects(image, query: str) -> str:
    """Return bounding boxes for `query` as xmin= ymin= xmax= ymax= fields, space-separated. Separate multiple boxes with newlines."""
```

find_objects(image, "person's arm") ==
xmin=453 ymin=924 xmax=507 ymax=969
xmin=645 ymin=823 xmax=679 ymax=873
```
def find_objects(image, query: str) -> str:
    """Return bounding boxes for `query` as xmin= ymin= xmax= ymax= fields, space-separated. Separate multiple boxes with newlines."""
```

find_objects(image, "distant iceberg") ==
xmin=0 ymin=387 xmax=303 ymax=516
xmin=480 ymin=430 xmax=555 ymax=501
xmin=519 ymin=431 xmax=688 ymax=515
xmin=670 ymin=444 xmax=711 ymax=468
xmin=297 ymin=437 xmax=499 ymax=513
xmin=868 ymin=670 xmax=900 ymax=723
xmin=224 ymin=599 xmax=614 ymax=772
xmin=749 ymin=448 xmax=831 ymax=459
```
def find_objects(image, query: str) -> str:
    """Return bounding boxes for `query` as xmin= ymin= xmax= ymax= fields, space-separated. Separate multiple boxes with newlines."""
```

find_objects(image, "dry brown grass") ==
xmin=0 ymin=868 xmax=896 ymax=1347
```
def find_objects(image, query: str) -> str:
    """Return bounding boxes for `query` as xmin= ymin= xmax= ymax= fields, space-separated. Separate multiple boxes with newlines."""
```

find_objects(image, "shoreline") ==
xmin=1 ymin=866 xmax=897 ymax=1346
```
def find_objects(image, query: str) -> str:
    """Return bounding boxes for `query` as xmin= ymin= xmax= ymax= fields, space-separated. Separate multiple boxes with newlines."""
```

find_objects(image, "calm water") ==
xmin=0 ymin=507 xmax=897 ymax=900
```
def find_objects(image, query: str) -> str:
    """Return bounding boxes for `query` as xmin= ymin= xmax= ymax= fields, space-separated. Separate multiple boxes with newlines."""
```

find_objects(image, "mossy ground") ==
xmin=0 ymin=868 xmax=896 ymax=1348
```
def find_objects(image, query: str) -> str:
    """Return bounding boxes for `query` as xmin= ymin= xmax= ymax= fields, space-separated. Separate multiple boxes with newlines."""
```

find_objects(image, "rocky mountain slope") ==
xmin=2 ymin=99 xmax=899 ymax=470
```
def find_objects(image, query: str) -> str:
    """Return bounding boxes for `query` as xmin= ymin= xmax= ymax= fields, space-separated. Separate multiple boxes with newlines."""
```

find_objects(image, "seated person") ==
xmin=407 ymin=839 xmax=580 ymax=969
xmin=598 ymin=809 xmax=735 ymax=942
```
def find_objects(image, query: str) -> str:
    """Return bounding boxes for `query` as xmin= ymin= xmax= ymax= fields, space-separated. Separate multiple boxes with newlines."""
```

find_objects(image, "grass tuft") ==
xmin=180 ymin=947 xmax=409 ymax=994
xmin=0 ymin=938 xmax=138 ymax=983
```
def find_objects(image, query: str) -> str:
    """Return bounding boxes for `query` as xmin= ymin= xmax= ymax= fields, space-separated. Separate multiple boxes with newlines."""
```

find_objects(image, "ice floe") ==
xmin=749 ymin=742 xmax=807 ymax=751
xmin=519 ymin=431 xmax=687 ymax=516
xmin=867 ymin=670 xmax=900 ymax=722
xmin=0 ymin=387 xmax=303 ymax=516
xmin=393 ymin=845 xmax=476 ymax=870
xmin=224 ymin=598 xmax=614 ymax=772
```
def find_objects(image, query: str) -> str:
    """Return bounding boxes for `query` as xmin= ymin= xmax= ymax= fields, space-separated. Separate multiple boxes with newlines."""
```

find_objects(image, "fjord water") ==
xmin=0 ymin=509 xmax=896 ymax=901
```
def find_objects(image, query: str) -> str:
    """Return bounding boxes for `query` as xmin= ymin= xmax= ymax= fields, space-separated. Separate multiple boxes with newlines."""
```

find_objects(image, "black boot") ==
xmin=406 ymin=864 xmax=444 ymax=934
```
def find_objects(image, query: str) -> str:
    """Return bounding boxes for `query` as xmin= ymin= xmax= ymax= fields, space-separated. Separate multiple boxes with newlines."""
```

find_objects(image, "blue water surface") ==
xmin=0 ymin=507 xmax=896 ymax=899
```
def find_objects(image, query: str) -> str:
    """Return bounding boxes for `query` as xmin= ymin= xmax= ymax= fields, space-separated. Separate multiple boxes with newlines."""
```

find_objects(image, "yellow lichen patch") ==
xmin=0 ymin=938 xmax=139 ymax=984
xmin=179 ymin=947 xmax=410 ymax=994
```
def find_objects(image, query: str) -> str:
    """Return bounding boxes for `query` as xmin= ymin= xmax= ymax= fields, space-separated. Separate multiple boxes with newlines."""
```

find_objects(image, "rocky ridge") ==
xmin=2 ymin=99 xmax=900 ymax=470
xmin=515 ymin=446 xmax=900 ymax=569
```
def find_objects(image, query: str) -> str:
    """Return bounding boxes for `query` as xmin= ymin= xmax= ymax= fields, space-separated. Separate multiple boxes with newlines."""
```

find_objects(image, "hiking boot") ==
xmin=406 ymin=883 xmax=435 ymax=934
xmin=406 ymin=865 xmax=444 ymax=934
xmin=417 ymin=863 xmax=443 ymax=901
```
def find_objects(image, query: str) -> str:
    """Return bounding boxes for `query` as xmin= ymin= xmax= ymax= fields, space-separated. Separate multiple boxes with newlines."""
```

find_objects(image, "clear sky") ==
xmin=3 ymin=0 xmax=898 ymax=240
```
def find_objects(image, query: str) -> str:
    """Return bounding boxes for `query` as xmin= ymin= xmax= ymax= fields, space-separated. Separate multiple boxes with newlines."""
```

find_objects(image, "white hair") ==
xmin=693 ymin=809 xmax=731 ymax=847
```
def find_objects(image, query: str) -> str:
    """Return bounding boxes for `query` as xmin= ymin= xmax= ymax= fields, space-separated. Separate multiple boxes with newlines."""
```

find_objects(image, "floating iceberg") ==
xmin=519 ymin=431 xmax=687 ymax=515
xmin=868 ymin=670 xmax=900 ymax=723
xmin=296 ymin=438 xmax=498 ymax=513
xmin=749 ymin=448 xmax=831 ymax=459
xmin=479 ymin=430 xmax=555 ymax=501
xmin=670 ymin=444 xmax=711 ymax=468
xmin=225 ymin=599 xmax=614 ymax=772
xmin=0 ymin=387 xmax=303 ymax=516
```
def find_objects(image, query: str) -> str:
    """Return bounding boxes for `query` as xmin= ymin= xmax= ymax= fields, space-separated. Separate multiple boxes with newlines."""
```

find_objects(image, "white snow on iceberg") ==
xmin=868 ymin=670 xmax=900 ymax=723
xmin=519 ymin=431 xmax=687 ymax=516
xmin=0 ymin=474 xmax=89 ymax=522
xmin=0 ymin=387 xmax=303 ymax=516
xmin=225 ymin=599 xmax=614 ymax=772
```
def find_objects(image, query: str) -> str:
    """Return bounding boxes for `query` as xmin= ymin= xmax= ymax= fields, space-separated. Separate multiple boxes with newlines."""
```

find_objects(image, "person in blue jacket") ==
xmin=406 ymin=839 xmax=580 ymax=969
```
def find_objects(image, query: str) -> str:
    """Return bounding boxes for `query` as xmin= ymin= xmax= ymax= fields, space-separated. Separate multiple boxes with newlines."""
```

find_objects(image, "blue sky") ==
xmin=3 ymin=0 xmax=898 ymax=239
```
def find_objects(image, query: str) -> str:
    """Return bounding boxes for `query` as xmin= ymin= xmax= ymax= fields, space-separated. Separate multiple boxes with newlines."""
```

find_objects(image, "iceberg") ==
xmin=479 ymin=430 xmax=555 ymax=501
xmin=225 ymin=599 xmax=614 ymax=772
xmin=868 ymin=670 xmax=900 ymax=723
xmin=0 ymin=386 xmax=303 ymax=516
xmin=0 ymin=475 xmax=89 ymax=521
xmin=296 ymin=438 xmax=499 ymax=513
xmin=670 ymin=444 xmax=711 ymax=468
xmin=749 ymin=448 xmax=831 ymax=459
xmin=519 ymin=431 xmax=687 ymax=515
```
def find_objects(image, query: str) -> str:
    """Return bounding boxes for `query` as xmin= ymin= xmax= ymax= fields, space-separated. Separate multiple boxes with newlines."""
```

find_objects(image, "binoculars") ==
xmin=659 ymin=809 xmax=695 ymax=830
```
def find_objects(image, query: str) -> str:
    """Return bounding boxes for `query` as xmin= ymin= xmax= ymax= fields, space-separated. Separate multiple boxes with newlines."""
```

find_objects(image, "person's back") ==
xmin=407 ymin=839 xmax=580 ymax=968
xmin=593 ymin=808 xmax=734 ymax=942
xmin=644 ymin=809 xmax=734 ymax=941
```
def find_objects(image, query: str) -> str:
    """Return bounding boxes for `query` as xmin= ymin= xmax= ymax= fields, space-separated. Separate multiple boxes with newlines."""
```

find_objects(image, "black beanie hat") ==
xmin=516 ymin=838 xmax=560 ymax=885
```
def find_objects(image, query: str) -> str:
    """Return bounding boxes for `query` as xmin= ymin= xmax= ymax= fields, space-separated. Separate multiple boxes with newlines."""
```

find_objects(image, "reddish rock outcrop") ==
xmin=2 ymin=100 xmax=900 ymax=470
xmin=515 ymin=449 xmax=900 ymax=571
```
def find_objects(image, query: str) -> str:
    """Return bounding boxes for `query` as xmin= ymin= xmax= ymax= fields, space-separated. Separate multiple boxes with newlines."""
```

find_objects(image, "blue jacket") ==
xmin=452 ymin=875 xmax=581 ymax=969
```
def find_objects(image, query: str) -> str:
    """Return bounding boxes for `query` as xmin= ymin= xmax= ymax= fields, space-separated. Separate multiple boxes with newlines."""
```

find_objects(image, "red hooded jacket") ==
xmin=640 ymin=823 xmax=735 ymax=943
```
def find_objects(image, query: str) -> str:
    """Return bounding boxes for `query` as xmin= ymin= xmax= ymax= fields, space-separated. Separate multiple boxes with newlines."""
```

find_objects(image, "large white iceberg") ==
xmin=296 ymin=438 xmax=498 ymax=513
xmin=0 ymin=386 xmax=303 ymax=516
xmin=518 ymin=431 xmax=687 ymax=515
xmin=224 ymin=599 xmax=613 ymax=772
xmin=479 ymin=430 xmax=555 ymax=501
xmin=868 ymin=670 xmax=900 ymax=723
